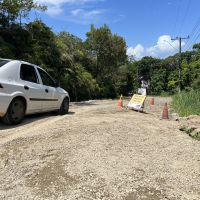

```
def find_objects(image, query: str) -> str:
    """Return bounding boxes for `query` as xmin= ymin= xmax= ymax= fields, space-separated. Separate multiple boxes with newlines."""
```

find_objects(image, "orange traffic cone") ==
xmin=162 ymin=103 xmax=169 ymax=119
xmin=118 ymin=95 xmax=123 ymax=108
xmin=150 ymin=97 xmax=154 ymax=106
xmin=150 ymin=97 xmax=155 ymax=110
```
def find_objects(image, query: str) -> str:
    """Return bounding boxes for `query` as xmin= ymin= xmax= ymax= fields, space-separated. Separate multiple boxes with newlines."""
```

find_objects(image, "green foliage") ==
xmin=133 ymin=57 xmax=170 ymax=94
xmin=1 ymin=0 xmax=200 ymax=101
xmin=0 ymin=23 xmax=32 ymax=59
xmin=132 ymin=46 xmax=200 ymax=96
xmin=26 ymin=20 xmax=62 ymax=76
xmin=56 ymin=31 xmax=100 ymax=101
xmin=0 ymin=0 xmax=46 ymax=27
xmin=85 ymin=24 xmax=127 ymax=97
xmin=0 ymin=0 xmax=19 ymax=27
xmin=0 ymin=35 xmax=15 ymax=58
xmin=171 ymin=91 xmax=200 ymax=117
xmin=191 ymin=75 xmax=200 ymax=90
xmin=150 ymin=69 xmax=166 ymax=94
xmin=193 ymin=43 xmax=200 ymax=50
xmin=60 ymin=64 xmax=100 ymax=101
xmin=0 ymin=18 xmax=103 ymax=101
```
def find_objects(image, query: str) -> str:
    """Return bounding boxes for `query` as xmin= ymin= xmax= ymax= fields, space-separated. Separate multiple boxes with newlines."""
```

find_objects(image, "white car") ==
xmin=0 ymin=59 xmax=70 ymax=125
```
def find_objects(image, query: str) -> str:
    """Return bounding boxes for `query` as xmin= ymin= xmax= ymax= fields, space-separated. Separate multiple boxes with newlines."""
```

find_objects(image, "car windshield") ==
xmin=0 ymin=59 xmax=10 ymax=67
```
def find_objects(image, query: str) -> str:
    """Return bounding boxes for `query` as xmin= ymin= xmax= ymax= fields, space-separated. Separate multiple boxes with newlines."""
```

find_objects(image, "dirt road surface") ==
xmin=0 ymin=98 xmax=199 ymax=200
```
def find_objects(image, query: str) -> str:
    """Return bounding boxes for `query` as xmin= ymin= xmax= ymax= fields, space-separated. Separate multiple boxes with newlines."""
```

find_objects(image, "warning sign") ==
xmin=138 ymin=88 xmax=147 ymax=96
xmin=127 ymin=94 xmax=146 ymax=111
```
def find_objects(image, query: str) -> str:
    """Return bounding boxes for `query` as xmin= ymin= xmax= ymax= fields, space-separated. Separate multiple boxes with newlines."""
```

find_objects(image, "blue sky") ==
xmin=32 ymin=0 xmax=200 ymax=59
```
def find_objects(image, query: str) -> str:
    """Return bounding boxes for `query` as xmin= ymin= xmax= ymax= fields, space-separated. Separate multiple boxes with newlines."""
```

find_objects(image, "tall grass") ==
xmin=171 ymin=91 xmax=200 ymax=117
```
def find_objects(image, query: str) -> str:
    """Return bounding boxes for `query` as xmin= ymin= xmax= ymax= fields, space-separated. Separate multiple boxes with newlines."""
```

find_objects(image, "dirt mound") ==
xmin=179 ymin=115 xmax=200 ymax=140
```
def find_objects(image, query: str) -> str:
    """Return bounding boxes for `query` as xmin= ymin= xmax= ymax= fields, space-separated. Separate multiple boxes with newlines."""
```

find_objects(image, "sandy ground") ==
xmin=0 ymin=97 xmax=199 ymax=200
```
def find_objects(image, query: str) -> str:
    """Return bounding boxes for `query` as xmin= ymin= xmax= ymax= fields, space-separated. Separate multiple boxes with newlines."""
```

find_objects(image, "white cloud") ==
xmin=35 ymin=0 xmax=102 ymax=5
xmin=71 ymin=9 xmax=82 ymax=16
xmin=127 ymin=35 xmax=185 ymax=60
xmin=34 ymin=0 xmax=124 ymax=24
xmin=46 ymin=5 xmax=63 ymax=15
xmin=127 ymin=44 xmax=144 ymax=60
xmin=71 ymin=9 xmax=103 ymax=18
xmin=35 ymin=0 xmax=104 ymax=15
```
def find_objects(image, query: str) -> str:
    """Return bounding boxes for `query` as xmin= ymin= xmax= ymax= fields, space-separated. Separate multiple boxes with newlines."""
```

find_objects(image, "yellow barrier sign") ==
xmin=127 ymin=94 xmax=146 ymax=111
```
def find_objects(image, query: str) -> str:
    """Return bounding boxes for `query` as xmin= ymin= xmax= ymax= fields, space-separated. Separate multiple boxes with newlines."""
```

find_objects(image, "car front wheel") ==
xmin=59 ymin=98 xmax=69 ymax=115
xmin=2 ymin=98 xmax=26 ymax=125
xmin=58 ymin=98 xmax=69 ymax=115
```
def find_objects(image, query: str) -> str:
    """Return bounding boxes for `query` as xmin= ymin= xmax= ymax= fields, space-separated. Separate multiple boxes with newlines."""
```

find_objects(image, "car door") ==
xmin=36 ymin=67 xmax=59 ymax=111
xmin=20 ymin=64 xmax=43 ymax=113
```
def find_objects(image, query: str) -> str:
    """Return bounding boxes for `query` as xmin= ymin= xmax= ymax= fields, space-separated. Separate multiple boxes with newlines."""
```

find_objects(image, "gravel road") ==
xmin=0 ymin=98 xmax=199 ymax=200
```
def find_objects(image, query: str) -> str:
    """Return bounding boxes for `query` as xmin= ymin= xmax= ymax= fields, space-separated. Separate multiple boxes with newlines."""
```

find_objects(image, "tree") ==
xmin=193 ymin=43 xmax=200 ymax=51
xmin=17 ymin=0 xmax=47 ymax=26
xmin=57 ymin=31 xmax=100 ymax=101
xmin=0 ymin=0 xmax=46 ymax=28
xmin=0 ymin=0 xmax=19 ymax=28
xmin=85 ymin=24 xmax=127 ymax=97
xmin=25 ymin=20 xmax=62 ymax=79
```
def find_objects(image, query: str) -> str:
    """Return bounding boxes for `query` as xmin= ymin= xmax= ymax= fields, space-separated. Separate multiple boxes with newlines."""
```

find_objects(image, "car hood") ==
xmin=57 ymin=87 xmax=69 ymax=95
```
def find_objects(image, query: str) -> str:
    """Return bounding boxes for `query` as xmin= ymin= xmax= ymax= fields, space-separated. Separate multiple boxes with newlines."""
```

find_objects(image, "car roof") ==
xmin=0 ymin=58 xmax=39 ymax=67
xmin=0 ymin=58 xmax=12 ymax=62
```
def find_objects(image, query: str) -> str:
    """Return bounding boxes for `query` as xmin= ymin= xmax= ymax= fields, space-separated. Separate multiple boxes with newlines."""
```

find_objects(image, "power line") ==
xmin=171 ymin=0 xmax=182 ymax=38
xmin=163 ymin=40 xmax=178 ymax=51
xmin=178 ymin=0 xmax=192 ymax=35
xmin=170 ymin=0 xmax=200 ymax=53
xmin=184 ymin=16 xmax=200 ymax=50
xmin=185 ymin=25 xmax=200 ymax=51
xmin=188 ymin=32 xmax=200 ymax=50
xmin=171 ymin=36 xmax=189 ymax=92
xmin=171 ymin=0 xmax=197 ymax=51
xmin=188 ymin=17 xmax=200 ymax=39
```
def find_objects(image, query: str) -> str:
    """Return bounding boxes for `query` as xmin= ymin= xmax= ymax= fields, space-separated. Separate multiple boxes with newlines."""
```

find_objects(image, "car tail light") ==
xmin=0 ymin=84 xmax=3 ymax=88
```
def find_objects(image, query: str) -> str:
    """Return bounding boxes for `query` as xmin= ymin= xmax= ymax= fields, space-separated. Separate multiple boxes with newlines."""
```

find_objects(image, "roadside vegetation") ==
xmin=171 ymin=91 xmax=200 ymax=117
xmin=0 ymin=0 xmax=200 ymax=104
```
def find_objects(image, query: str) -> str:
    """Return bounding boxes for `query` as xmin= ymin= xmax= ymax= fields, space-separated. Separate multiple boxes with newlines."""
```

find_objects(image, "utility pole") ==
xmin=171 ymin=36 xmax=189 ymax=92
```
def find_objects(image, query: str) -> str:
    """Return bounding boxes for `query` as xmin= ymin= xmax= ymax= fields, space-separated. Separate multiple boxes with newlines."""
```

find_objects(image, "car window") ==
xmin=0 ymin=60 xmax=10 ymax=67
xmin=20 ymin=64 xmax=38 ymax=83
xmin=37 ymin=68 xmax=55 ymax=87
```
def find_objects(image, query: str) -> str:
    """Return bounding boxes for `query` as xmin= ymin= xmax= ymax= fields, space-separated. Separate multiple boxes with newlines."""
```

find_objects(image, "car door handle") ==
xmin=45 ymin=89 xmax=49 ymax=93
xmin=24 ymin=85 xmax=29 ymax=90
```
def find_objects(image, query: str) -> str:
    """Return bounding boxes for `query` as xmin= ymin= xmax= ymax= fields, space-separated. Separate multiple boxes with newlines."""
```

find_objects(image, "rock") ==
xmin=171 ymin=113 xmax=179 ymax=121
xmin=190 ymin=128 xmax=200 ymax=138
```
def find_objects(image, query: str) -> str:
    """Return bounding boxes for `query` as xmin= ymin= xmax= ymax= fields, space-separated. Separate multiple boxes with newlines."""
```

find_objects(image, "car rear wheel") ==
xmin=58 ymin=98 xmax=69 ymax=115
xmin=2 ymin=98 xmax=26 ymax=125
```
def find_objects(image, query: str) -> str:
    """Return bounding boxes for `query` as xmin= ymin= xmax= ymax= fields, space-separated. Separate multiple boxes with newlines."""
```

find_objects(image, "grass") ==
xmin=171 ymin=90 xmax=200 ymax=117
xmin=179 ymin=126 xmax=200 ymax=141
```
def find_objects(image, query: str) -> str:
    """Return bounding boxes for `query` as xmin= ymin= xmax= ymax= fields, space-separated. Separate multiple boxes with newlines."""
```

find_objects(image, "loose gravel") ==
xmin=0 ymin=98 xmax=199 ymax=200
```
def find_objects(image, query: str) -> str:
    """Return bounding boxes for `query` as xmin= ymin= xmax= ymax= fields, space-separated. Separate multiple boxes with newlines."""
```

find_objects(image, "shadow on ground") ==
xmin=72 ymin=101 xmax=98 ymax=107
xmin=0 ymin=111 xmax=75 ymax=130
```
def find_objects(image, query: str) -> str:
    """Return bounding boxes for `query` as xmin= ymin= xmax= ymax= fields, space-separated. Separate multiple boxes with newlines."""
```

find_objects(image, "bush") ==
xmin=171 ymin=91 xmax=200 ymax=117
